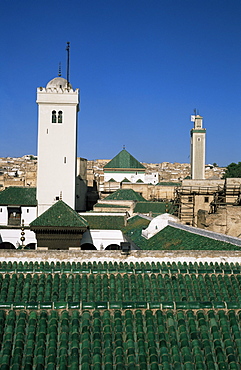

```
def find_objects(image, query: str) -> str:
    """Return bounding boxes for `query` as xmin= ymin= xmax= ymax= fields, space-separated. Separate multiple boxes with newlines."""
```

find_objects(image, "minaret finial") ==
xmin=123 ymin=145 xmax=126 ymax=150
xmin=66 ymin=42 xmax=70 ymax=86
xmin=58 ymin=62 xmax=62 ymax=77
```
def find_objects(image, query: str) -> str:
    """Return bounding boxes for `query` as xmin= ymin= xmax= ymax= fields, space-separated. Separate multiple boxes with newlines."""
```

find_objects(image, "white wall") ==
xmin=104 ymin=171 xmax=145 ymax=183
xmin=0 ymin=206 xmax=8 ymax=226
xmin=81 ymin=229 xmax=124 ymax=250
xmin=0 ymin=229 xmax=36 ymax=248
xmin=21 ymin=206 xmax=37 ymax=226
xmin=0 ymin=206 xmax=37 ymax=226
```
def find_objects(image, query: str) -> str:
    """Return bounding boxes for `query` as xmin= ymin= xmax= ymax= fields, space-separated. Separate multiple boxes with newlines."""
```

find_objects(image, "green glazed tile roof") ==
xmin=0 ymin=187 xmax=37 ymax=206
xmin=121 ymin=177 xmax=130 ymax=182
xmin=94 ymin=203 xmax=129 ymax=208
xmin=136 ymin=179 xmax=144 ymax=183
xmin=134 ymin=202 xmax=173 ymax=214
xmin=104 ymin=149 xmax=145 ymax=169
xmin=30 ymin=200 xmax=88 ymax=228
xmin=156 ymin=182 xmax=181 ymax=186
xmin=104 ymin=189 xmax=146 ymax=201
xmin=81 ymin=214 xmax=125 ymax=229
xmin=108 ymin=178 xmax=116 ymax=182
xmin=123 ymin=218 xmax=240 ymax=251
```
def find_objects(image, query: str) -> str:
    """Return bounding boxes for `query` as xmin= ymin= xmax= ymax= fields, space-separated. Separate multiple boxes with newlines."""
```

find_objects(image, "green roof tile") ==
xmin=94 ymin=203 xmax=128 ymax=208
xmin=104 ymin=149 xmax=145 ymax=169
xmin=134 ymin=202 xmax=171 ymax=214
xmin=81 ymin=214 xmax=125 ymax=229
xmin=123 ymin=220 xmax=241 ymax=251
xmin=108 ymin=178 xmax=116 ymax=182
xmin=121 ymin=177 xmax=130 ymax=182
xmin=136 ymin=179 xmax=144 ymax=183
xmin=156 ymin=182 xmax=181 ymax=186
xmin=104 ymin=189 xmax=146 ymax=201
xmin=30 ymin=200 xmax=88 ymax=228
xmin=0 ymin=187 xmax=37 ymax=206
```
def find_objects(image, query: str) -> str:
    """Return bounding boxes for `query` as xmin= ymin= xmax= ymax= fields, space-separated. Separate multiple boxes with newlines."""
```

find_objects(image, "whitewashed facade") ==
xmin=36 ymin=77 xmax=79 ymax=215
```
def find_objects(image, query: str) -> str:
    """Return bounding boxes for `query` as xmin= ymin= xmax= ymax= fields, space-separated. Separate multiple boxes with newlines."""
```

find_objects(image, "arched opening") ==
xmin=58 ymin=111 xmax=63 ymax=123
xmin=81 ymin=243 xmax=97 ymax=250
xmin=0 ymin=242 xmax=15 ymax=249
xmin=52 ymin=110 xmax=57 ymax=123
xmin=105 ymin=244 xmax=121 ymax=250
xmin=25 ymin=243 xmax=36 ymax=250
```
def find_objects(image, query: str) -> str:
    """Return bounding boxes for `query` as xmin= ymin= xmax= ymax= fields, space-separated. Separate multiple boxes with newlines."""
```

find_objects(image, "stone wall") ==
xmin=1 ymin=249 xmax=241 ymax=264
xmin=197 ymin=206 xmax=241 ymax=238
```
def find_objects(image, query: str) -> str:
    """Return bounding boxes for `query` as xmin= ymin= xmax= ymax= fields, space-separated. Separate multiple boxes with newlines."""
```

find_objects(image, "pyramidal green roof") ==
xmin=0 ymin=187 xmax=37 ymax=206
xmin=122 ymin=177 xmax=130 ymax=182
xmin=30 ymin=200 xmax=88 ymax=228
xmin=104 ymin=149 xmax=145 ymax=170
xmin=105 ymin=189 xmax=146 ymax=201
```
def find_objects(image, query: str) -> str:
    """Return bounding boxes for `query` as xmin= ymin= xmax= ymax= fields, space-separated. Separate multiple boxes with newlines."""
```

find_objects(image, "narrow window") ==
xmin=46 ymin=129 xmax=48 ymax=134
xmin=56 ymin=196 xmax=59 ymax=201
xmin=0 ymin=208 xmax=2 ymax=212
xmin=52 ymin=110 xmax=57 ymax=123
xmin=27 ymin=209 xmax=29 ymax=213
xmin=188 ymin=196 xmax=193 ymax=203
xmin=64 ymin=157 xmax=66 ymax=164
xmin=58 ymin=111 xmax=63 ymax=123
xmin=204 ymin=197 xmax=209 ymax=203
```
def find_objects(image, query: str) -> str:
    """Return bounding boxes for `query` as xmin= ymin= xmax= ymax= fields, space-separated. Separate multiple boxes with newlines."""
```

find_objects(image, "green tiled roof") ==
xmin=121 ymin=177 xmax=130 ymax=182
xmin=108 ymin=178 xmax=116 ymax=182
xmin=94 ymin=203 xmax=128 ymax=208
xmin=0 ymin=187 xmax=37 ymax=206
xmin=123 ymin=219 xmax=240 ymax=251
xmin=134 ymin=202 xmax=172 ymax=214
xmin=105 ymin=189 xmax=146 ymax=201
xmin=136 ymin=179 xmax=144 ymax=183
xmin=30 ymin=200 xmax=88 ymax=228
xmin=81 ymin=214 xmax=125 ymax=229
xmin=156 ymin=182 xmax=181 ymax=186
xmin=104 ymin=149 xmax=145 ymax=169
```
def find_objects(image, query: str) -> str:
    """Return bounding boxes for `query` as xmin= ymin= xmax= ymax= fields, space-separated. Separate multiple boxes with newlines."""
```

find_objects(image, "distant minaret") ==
xmin=190 ymin=114 xmax=206 ymax=179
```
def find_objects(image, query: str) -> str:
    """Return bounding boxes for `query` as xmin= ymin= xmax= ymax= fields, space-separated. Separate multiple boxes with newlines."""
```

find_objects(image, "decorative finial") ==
xmin=20 ymin=220 xmax=25 ymax=249
xmin=60 ymin=191 xmax=62 ymax=200
xmin=66 ymin=42 xmax=70 ymax=86
xmin=123 ymin=145 xmax=126 ymax=150
xmin=58 ymin=62 xmax=62 ymax=77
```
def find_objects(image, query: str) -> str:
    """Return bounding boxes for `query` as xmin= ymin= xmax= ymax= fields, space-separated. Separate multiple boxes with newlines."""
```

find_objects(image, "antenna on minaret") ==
xmin=66 ymin=42 xmax=70 ymax=86
xmin=58 ymin=62 xmax=62 ymax=77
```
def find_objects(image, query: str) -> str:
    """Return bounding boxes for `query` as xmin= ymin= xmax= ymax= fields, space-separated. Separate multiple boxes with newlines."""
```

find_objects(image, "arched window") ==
xmin=52 ymin=110 xmax=57 ymax=123
xmin=58 ymin=111 xmax=63 ymax=123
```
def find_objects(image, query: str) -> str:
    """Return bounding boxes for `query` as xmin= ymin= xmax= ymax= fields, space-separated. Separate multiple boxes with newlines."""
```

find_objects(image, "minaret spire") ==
xmin=58 ymin=62 xmax=62 ymax=77
xmin=66 ymin=42 xmax=70 ymax=86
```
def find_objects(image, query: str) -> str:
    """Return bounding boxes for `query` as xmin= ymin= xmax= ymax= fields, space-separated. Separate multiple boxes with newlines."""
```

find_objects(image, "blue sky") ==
xmin=0 ymin=0 xmax=240 ymax=166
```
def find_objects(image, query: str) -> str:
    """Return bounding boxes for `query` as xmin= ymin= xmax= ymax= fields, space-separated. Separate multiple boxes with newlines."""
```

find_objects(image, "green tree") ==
xmin=223 ymin=162 xmax=241 ymax=178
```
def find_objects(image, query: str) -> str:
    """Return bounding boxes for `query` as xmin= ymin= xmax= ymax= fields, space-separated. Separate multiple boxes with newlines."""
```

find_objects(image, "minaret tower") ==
xmin=36 ymin=76 xmax=79 ymax=215
xmin=190 ymin=114 xmax=206 ymax=179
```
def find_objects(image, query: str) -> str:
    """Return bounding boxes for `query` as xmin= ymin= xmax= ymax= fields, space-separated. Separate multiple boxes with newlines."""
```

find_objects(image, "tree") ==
xmin=222 ymin=162 xmax=241 ymax=178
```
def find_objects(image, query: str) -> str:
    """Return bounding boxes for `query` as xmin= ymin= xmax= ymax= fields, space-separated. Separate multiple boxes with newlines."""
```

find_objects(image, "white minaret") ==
xmin=36 ymin=77 xmax=79 ymax=215
xmin=190 ymin=114 xmax=206 ymax=179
